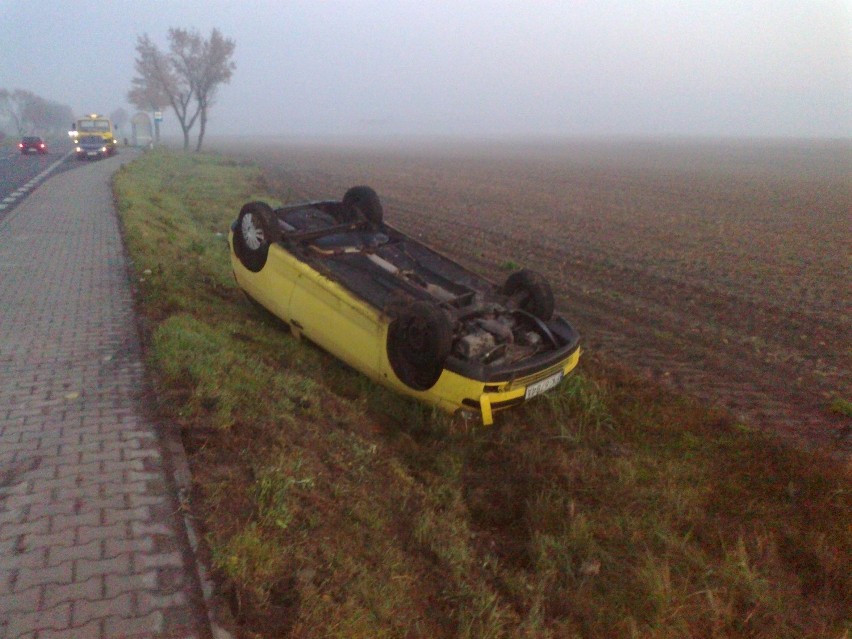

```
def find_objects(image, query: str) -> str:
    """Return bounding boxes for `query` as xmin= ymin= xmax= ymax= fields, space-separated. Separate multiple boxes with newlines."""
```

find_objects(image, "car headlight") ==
xmin=76 ymin=147 xmax=82 ymax=152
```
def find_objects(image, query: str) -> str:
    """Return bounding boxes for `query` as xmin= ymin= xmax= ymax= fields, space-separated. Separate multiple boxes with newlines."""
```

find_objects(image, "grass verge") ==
xmin=114 ymin=149 xmax=851 ymax=639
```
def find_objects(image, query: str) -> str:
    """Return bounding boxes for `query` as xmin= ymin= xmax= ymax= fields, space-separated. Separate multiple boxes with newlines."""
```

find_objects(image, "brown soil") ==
xmin=221 ymin=137 xmax=851 ymax=454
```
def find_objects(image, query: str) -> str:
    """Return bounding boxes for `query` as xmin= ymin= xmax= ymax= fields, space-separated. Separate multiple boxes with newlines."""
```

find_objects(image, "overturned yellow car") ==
xmin=229 ymin=186 xmax=580 ymax=425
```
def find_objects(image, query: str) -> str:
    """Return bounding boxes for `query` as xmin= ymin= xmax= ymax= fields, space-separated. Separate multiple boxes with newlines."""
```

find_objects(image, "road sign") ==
xmin=154 ymin=111 xmax=163 ymax=122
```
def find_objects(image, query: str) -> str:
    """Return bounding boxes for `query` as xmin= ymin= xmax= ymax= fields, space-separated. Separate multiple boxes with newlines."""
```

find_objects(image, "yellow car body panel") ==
xmin=229 ymin=228 xmax=581 ymax=425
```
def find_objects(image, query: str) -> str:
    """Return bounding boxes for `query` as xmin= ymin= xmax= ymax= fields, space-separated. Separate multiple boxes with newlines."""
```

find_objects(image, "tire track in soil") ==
xmin=248 ymin=146 xmax=850 ymax=456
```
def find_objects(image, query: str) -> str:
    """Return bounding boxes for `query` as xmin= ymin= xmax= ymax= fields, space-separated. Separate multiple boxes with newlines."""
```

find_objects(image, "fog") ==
xmin=1 ymin=0 xmax=850 ymax=139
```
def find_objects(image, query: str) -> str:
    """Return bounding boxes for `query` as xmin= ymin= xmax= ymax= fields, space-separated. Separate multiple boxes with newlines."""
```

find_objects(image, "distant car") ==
xmin=75 ymin=135 xmax=111 ymax=160
xmin=229 ymin=186 xmax=581 ymax=425
xmin=19 ymin=136 xmax=47 ymax=154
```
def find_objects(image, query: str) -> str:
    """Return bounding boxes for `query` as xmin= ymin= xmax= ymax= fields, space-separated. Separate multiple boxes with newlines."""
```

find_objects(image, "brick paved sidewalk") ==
xmin=0 ymin=154 xmax=213 ymax=639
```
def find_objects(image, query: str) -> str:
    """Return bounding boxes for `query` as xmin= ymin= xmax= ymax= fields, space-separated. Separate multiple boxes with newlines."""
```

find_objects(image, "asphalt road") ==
xmin=0 ymin=138 xmax=76 ymax=224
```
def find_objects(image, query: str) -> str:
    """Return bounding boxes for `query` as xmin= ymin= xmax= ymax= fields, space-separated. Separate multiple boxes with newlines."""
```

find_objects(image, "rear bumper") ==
xmin=458 ymin=347 xmax=581 ymax=424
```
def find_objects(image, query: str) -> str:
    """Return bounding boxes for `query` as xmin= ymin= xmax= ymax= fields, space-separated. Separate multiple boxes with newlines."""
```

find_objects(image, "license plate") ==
xmin=524 ymin=371 xmax=564 ymax=400
xmin=87 ymin=151 xmax=98 ymax=156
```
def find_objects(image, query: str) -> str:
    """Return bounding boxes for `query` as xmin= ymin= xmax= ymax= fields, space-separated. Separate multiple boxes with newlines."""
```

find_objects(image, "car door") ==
xmin=287 ymin=262 xmax=383 ymax=377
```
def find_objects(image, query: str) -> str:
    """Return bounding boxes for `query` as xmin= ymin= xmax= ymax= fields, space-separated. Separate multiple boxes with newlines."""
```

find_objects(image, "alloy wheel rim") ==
xmin=241 ymin=213 xmax=264 ymax=250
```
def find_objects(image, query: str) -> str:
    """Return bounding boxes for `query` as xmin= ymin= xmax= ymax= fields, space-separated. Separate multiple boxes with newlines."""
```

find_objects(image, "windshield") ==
xmin=78 ymin=119 xmax=110 ymax=132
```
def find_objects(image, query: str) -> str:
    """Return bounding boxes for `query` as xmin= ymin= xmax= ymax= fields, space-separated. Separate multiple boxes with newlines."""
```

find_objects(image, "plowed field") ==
xmin=220 ymin=138 xmax=851 ymax=453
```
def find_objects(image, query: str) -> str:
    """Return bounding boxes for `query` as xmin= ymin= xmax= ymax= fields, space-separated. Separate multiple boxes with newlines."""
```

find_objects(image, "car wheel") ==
xmin=233 ymin=202 xmax=281 ymax=273
xmin=387 ymin=301 xmax=453 ymax=391
xmin=343 ymin=186 xmax=383 ymax=226
xmin=502 ymin=269 xmax=555 ymax=321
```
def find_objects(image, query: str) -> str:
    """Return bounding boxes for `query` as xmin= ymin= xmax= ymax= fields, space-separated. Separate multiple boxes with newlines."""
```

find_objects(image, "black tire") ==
xmin=233 ymin=202 xmax=281 ymax=273
xmin=502 ymin=269 xmax=555 ymax=321
xmin=343 ymin=186 xmax=383 ymax=226
xmin=387 ymin=301 xmax=453 ymax=391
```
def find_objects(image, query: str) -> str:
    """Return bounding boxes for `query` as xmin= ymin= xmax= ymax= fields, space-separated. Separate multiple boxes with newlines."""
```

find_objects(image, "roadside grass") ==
xmin=114 ymin=149 xmax=851 ymax=638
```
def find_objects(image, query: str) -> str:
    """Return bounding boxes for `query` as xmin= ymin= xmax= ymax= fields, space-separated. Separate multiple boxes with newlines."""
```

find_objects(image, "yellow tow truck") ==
xmin=70 ymin=114 xmax=117 ymax=158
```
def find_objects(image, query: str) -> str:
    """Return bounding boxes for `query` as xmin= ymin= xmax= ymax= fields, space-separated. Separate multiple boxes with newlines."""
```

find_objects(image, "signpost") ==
xmin=153 ymin=111 xmax=163 ymax=145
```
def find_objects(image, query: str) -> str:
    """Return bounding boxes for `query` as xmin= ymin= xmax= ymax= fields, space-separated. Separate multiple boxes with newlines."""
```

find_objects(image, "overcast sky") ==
xmin=1 ymin=0 xmax=850 ymax=138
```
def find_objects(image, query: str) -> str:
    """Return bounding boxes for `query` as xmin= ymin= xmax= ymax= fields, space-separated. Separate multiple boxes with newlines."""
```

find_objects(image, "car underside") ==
xmin=275 ymin=200 xmax=578 ymax=379
xmin=230 ymin=186 xmax=581 ymax=423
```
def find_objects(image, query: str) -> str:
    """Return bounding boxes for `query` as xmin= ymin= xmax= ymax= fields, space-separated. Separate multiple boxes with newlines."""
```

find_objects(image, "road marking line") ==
xmin=0 ymin=151 xmax=73 ymax=218
xmin=35 ymin=152 xmax=71 ymax=180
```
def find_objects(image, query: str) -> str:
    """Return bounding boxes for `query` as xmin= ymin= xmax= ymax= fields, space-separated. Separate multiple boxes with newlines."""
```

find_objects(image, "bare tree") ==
xmin=161 ymin=29 xmax=201 ymax=151
xmin=29 ymin=96 xmax=73 ymax=136
xmin=0 ymin=88 xmax=33 ymax=135
xmin=128 ymin=28 xmax=235 ymax=151
xmin=128 ymin=34 xmax=183 ymax=146
xmin=189 ymin=28 xmax=235 ymax=151
xmin=0 ymin=89 xmax=72 ymax=136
